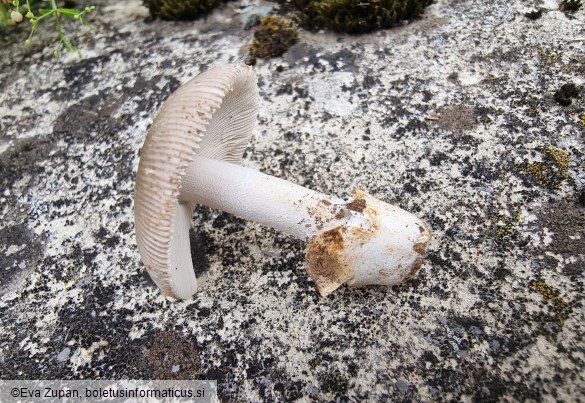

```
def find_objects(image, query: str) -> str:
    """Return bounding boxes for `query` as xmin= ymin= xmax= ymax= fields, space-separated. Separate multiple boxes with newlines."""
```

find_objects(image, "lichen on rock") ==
xmin=523 ymin=146 xmax=572 ymax=189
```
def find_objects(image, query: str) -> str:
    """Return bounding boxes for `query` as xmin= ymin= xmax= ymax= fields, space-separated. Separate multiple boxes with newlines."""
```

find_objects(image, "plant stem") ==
xmin=48 ymin=0 xmax=66 ymax=51
xmin=0 ymin=5 xmax=10 ymax=28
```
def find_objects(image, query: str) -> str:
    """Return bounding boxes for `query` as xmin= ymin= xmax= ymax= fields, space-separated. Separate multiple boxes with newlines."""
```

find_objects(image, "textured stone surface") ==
xmin=0 ymin=0 xmax=584 ymax=401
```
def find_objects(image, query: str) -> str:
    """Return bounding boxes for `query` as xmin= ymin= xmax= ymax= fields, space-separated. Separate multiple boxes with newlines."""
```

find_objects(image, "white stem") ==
xmin=180 ymin=156 xmax=359 ymax=240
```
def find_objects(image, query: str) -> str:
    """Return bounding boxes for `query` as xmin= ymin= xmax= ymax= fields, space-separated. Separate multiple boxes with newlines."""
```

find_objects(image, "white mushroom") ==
xmin=135 ymin=63 xmax=431 ymax=299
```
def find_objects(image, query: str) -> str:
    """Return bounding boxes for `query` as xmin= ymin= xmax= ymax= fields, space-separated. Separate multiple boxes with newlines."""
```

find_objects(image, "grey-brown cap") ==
xmin=134 ymin=64 xmax=258 ymax=299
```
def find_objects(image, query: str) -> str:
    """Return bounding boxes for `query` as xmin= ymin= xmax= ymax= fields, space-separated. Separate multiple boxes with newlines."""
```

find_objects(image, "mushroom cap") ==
xmin=134 ymin=64 xmax=258 ymax=299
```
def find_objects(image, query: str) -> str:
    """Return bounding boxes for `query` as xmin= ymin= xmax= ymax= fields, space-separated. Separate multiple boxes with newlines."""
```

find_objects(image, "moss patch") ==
xmin=249 ymin=16 xmax=299 ymax=59
xmin=281 ymin=0 xmax=434 ymax=34
xmin=143 ymin=0 xmax=228 ymax=20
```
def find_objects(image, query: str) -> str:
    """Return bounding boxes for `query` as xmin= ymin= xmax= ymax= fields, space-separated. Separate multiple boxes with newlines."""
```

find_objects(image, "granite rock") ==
xmin=0 ymin=0 xmax=584 ymax=401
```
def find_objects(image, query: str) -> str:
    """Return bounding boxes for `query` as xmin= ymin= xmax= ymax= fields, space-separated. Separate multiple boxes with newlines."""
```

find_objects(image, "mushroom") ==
xmin=135 ymin=63 xmax=431 ymax=299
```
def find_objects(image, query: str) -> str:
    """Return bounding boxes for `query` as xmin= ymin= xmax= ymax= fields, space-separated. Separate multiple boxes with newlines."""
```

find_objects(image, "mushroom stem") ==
xmin=181 ymin=156 xmax=432 ymax=296
xmin=181 ymin=156 xmax=351 ymax=240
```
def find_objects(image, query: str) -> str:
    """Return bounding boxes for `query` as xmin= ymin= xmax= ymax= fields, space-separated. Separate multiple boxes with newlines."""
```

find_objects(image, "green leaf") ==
xmin=56 ymin=8 xmax=80 ymax=16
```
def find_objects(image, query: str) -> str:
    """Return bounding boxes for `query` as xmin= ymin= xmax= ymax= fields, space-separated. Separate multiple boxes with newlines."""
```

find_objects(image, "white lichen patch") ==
xmin=69 ymin=340 xmax=109 ymax=372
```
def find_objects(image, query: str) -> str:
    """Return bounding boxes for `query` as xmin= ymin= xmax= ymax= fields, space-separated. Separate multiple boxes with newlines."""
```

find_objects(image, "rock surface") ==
xmin=0 ymin=0 xmax=584 ymax=401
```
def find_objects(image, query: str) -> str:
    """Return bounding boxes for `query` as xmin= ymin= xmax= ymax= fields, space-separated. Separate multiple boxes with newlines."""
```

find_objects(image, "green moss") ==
xmin=524 ymin=146 xmax=571 ymax=189
xmin=143 ymin=0 xmax=227 ymax=20
xmin=249 ymin=16 xmax=299 ymax=58
xmin=280 ymin=0 xmax=433 ymax=34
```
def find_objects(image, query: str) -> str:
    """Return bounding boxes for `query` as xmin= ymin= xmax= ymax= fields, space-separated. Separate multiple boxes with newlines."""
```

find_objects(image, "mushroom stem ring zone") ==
xmin=135 ymin=64 xmax=431 ymax=299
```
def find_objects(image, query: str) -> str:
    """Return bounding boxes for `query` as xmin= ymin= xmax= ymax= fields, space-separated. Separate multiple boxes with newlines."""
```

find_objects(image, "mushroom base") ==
xmin=306 ymin=190 xmax=431 ymax=297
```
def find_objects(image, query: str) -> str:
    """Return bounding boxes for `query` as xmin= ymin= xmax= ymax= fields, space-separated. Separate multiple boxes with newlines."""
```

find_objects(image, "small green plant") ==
xmin=249 ymin=16 xmax=298 ymax=59
xmin=0 ymin=0 xmax=94 ymax=56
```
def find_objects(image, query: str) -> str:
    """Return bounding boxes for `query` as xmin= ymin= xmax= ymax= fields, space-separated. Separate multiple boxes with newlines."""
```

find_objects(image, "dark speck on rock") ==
xmin=362 ymin=75 xmax=378 ymax=89
xmin=95 ymin=226 xmax=108 ymax=239
xmin=276 ymin=83 xmax=294 ymax=96
xmin=577 ymin=189 xmax=585 ymax=207
xmin=554 ymin=83 xmax=579 ymax=106
xmin=403 ymin=182 xmax=419 ymax=194
xmin=118 ymin=221 xmax=131 ymax=234
xmin=104 ymin=234 xmax=121 ymax=248
xmin=524 ymin=9 xmax=544 ymax=20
